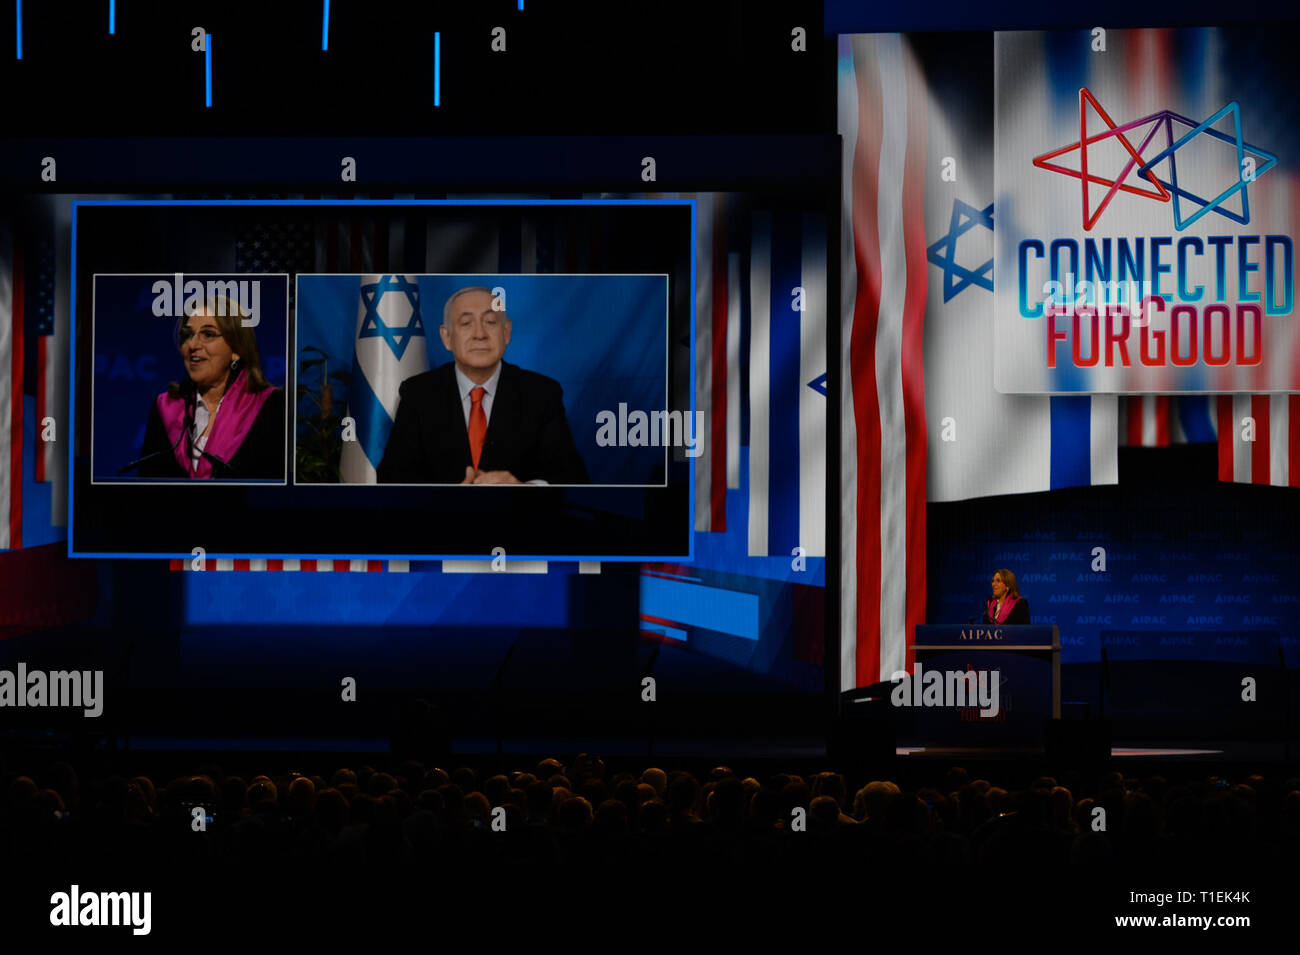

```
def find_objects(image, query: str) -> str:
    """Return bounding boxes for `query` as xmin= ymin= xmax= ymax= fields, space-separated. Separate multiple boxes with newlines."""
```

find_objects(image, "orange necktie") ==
xmin=468 ymin=386 xmax=487 ymax=469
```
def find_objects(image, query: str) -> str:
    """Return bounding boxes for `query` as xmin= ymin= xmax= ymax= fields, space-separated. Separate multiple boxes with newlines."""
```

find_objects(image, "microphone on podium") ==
xmin=966 ymin=592 xmax=992 ymax=623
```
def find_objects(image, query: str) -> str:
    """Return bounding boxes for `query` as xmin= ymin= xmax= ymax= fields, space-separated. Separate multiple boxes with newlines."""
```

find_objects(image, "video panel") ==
xmin=70 ymin=199 xmax=694 ymax=560
xmin=92 ymin=272 xmax=289 ymax=484
xmin=294 ymin=273 xmax=670 ymax=487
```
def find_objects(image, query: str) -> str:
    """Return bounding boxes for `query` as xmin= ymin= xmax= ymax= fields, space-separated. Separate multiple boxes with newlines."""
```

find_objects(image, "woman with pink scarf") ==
xmin=137 ymin=298 xmax=284 ymax=480
xmin=982 ymin=568 xmax=1031 ymax=625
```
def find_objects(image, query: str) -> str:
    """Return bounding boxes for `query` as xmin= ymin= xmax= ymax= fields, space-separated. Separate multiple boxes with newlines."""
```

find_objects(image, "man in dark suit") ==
xmin=377 ymin=286 xmax=589 ymax=485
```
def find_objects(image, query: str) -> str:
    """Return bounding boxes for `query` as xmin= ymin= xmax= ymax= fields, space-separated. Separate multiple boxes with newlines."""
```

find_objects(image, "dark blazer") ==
xmin=377 ymin=361 xmax=589 ymax=485
xmin=138 ymin=389 xmax=286 ymax=480
xmin=982 ymin=597 xmax=1031 ymax=625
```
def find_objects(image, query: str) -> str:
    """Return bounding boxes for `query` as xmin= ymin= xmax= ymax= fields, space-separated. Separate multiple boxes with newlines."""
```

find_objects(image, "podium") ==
xmin=907 ymin=625 xmax=1060 ymax=749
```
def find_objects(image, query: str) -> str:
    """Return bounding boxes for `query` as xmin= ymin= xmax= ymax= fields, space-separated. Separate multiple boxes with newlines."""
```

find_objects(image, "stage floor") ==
xmin=898 ymin=742 xmax=1290 ymax=760
xmin=112 ymin=734 xmax=1294 ymax=764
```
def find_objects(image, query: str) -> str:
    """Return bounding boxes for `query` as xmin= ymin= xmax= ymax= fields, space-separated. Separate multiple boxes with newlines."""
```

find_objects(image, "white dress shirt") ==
xmin=453 ymin=362 xmax=545 ymax=484
xmin=190 ymin=394 xmax=225 ymax=470
xmin=454 ymin=362 xmax=502 ymax=428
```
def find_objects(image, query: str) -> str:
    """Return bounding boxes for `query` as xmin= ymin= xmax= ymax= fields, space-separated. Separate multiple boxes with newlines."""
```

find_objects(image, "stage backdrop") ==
xmin=928 ymin=454 xmax=1300 ymax=671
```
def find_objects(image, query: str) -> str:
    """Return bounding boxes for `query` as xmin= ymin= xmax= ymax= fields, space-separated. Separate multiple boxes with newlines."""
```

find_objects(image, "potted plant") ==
xmin=295 ymin=346 xmax=349 ymax=482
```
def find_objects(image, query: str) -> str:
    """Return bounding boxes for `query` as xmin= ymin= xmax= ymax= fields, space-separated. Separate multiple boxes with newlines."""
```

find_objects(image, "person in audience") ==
xmin=2 ymin=756 xmax=1291 ymax=884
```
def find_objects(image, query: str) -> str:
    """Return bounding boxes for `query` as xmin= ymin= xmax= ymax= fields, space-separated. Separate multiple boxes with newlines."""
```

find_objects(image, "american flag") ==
xmin=1 ymin=202 xmax=95 ymax=631
xmin=838 ymin=34 xmax=930 ymax=692
xmin=1217 ymin=395 xmax=1300 ymax=487
xmin=1214 ymin=169 xmax=1300 ymax=487
xmin=1119 ymin=396 xmax=1218 ymax=446
xmin=237 ymin=213 xmax=314 ymax=313
xmin=1 ymin=200 xmax=68 ymax=551
xmin=29 ymin=230 xmax=55 ymax=480
xmin=0 ymin=214 xmax=19 ymax=550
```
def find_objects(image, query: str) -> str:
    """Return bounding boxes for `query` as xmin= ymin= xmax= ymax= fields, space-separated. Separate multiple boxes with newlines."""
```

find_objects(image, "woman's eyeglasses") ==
xmin=179 ymin=328 xmax=223 ymax=346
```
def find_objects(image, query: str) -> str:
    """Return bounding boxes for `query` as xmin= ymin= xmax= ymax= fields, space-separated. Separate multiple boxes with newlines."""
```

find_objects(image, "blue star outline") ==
xmin=926 ymin=200 xmax=994 ymax=302
xmin=358 ymin=275 xmax=426 ymax=360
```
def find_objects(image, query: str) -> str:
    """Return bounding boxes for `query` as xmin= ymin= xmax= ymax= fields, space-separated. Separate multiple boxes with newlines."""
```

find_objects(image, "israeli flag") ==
xmin=914 ymin=39 xmax=1118 ymax=501
xmin=748 ymin=211 xmax=827 ymax=557
xmin=340 ymin=274 xmax=428 ymax=483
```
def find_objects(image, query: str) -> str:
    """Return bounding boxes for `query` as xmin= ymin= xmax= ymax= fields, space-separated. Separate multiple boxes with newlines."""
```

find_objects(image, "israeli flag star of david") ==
xmin=340 ymin=274 xmax=428 ymax=483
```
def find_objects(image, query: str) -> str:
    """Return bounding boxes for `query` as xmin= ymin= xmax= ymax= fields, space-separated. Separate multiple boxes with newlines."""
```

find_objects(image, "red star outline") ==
xmin=1032 ymin=88 xmax=1171 ymax=231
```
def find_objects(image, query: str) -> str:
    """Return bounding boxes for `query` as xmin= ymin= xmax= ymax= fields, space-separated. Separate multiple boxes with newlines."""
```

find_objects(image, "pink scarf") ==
xmin=986 ymin=595 xmax=1021 ymax=623
xmin=156 ymin=370 xmax=274 ymax=479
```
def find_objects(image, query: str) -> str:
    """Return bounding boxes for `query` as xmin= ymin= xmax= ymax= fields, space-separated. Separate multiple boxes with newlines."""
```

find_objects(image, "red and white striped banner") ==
xmin=1120 ymin=396 xmax=1219 ymax=446
xmin=165 ymin=559 xmax=600 ymax=573
xmin=1217 ymin=395 xmax=1300 ymax=487
xmin=168 ymin=558 xmax=407 ymax=572
xmin=839 ymin=34 xmax=929 ymax=691
xmin=691 ymin=192 xmax=735 ymax=534
xmin=0 ymin=217 xmax=19 ymax=550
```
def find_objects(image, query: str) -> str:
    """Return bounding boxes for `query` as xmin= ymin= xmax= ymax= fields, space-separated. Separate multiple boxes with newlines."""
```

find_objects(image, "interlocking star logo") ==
xmin=1033 ymin=88 xmax=1171 ymax=231
xmin=1138 ymin=102 xmax=1278 ymax=231
xmin=927 ymin=199 xmax=994 ymax=302
xmin=1034 ymin=88 xmax=1277 ymax=231
xmin=358 ymin=274 xmax=425 ymax=360
xmin=807 ymin=372 xmax=827 ymax=396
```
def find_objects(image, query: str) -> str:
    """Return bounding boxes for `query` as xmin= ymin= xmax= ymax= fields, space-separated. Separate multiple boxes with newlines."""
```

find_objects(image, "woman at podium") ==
xmin=137 ymin=297 xmax=284 ymax=480
xmin=983 ymin=568 xmax=1030 ymax=624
